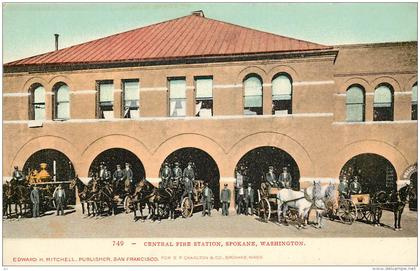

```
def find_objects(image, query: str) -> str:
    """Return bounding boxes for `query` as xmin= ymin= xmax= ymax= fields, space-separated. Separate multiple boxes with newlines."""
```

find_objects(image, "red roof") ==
xmin=5 ymin=12 xmax=331 ymax=67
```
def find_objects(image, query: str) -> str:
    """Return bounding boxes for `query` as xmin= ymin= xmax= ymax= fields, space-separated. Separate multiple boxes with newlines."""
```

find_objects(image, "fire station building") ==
xmin=3 ymin=11 xmax=418 ymax=205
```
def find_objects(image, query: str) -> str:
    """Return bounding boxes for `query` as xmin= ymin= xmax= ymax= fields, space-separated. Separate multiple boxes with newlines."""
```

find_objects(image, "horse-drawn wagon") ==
xmin=257 ymin=186 xmax=298 ymax=223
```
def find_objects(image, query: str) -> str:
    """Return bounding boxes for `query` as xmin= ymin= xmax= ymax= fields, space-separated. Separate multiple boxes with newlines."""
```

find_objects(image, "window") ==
xmin=54 ymin=84 xmax=70 ymax=120
xmin=169 ymin=78 xmax=186 ymax=117
xmin=272 ymin=74 xmax=292 ymax=115
xmin=243 ymin=75 xmax=263 ymax=115
xmin=373 ymin=84 xmax=393 ymax=121
xmin=195 ymin=77 xmax=213 ymax=117
xmin=97 ymin=81 xmax=114 ymax=119
xmin=412 ymin=83 xmax=417 ymax=120
xmin=346 ymin=85 xmax=365 ymax=122
xmin=30 ymin=85 xmax=46 ymax=120
xmin=122 ymin=80 xmax=140 ymax=118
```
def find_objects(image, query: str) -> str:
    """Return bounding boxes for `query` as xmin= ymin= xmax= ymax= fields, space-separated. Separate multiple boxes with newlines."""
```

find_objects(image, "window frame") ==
xmin=194 ymin=76 xmax=213 ymax=117
xmin=243 ymin=74 xmax=263 ymax=116
xmin=271 ymin=73 xmax=293 ymax=115
xmin=345 ymin=85 xmax=365 ymax=122
xmin=53 ymin=83 xmax=70 ymax=120
xmin=373 ymin=84 xmax=394 ymax=122
xmin=96 ymin=80 xmax=114 ymax=119
xmin=29 ymin=84 xmax=46 ymax=121
xmin=122 ymin=79 xmax=140 ymax=119
xmin=168 ymin=77 xmax=187 ymax=117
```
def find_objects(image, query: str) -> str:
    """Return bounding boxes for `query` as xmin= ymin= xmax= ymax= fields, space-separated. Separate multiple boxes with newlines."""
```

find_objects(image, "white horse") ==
xmin=276 ymin=181 xmax=337 ymax=229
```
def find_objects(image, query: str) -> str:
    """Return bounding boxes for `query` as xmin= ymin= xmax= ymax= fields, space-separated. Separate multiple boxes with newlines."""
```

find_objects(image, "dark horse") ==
xmin=375 ymin=184 xmax=414 ymax=231
xmin=69 ymin=176 xmax=95 ymax=216
xmin=130 ymin=178 xmax=180 ymax=222
xmin=90 ymin=178 xmax=115 ymax=216
xmin=3 ymin=181 xmax=13 ymax=218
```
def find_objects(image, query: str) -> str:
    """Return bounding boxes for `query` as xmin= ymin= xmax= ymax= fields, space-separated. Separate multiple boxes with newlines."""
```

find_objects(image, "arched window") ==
xmin=272 ymin=74 xmax=292 ymax=115
xmin=346 ymin=85 xmax=365 ymax=122
xmin=54 ymin=83 xmax=70 ymax=120
xmin=29 ymin=85 xmax=46 ymax=120
xmin=412 ymin=83 xmax=417 ymax=120
xmin=373 ymin=84 xmax=394 ymax=121
xmin=243 ymin=75 xmax=263 ymax=115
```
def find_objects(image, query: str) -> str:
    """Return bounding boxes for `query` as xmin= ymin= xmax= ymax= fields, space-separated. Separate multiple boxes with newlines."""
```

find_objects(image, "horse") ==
xmin=375 ymin=183 xmax=414 ymax=231
xmin=304 ymin=181 xmax=337 ymax=229
xmin=90 ymin=178 xmax=114 ymax=216
xmin=13 ymin=184 xmax=30 ymax=218
xmin=3 ymin=181 xmax=14 ymax=218
xmin=69 ymin=176 xmax=95 ymax=216
xmin=276 ymin=188 xmax=313 ymax=229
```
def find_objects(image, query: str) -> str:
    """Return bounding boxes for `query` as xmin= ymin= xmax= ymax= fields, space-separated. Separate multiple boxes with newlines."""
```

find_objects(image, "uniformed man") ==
xmin=112 ymin=164 xmax=125 ymax=189
xmin=265 ymin=166 xmax=277 ymax=187
xmin=349 ymin=176 xmax=362 ymax=195
xmin=220 ymin=184 xmax=231 ymax=216
xmin=124 ymin=163 xmax=134 ymax=184
xmin=201 ymin=182 xmax=213 ymax=216
xmin=160 ymin=162 xmax=172 ymax=188
xmin=53 ymin=184 xmax=66 ymax=216
xmin=12 ymin=166 xmax=25 ymax=185
xmin=338 ymin=175 xmax=349 ymax=199
xmin=172 ymin=162 xmax=183 ymax=188
xmin=244 ymin=183 xmax=255 ymax=216
xmin=278 ymin=167 xmax=292 ymax=189
xmin=181 ymin=170 xmax=194 ymax=203
xmin=30 ymin=185 xmax=40 ymax=218
xmin=183 ymin=162 xmax=195 ymax=185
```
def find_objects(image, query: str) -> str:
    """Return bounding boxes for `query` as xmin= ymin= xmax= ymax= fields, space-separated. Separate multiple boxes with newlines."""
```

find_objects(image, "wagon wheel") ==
xmin=363 ymin=208 xmax=376 ymax=223
xmin=356 ymin=206 xmax=366 ymax=221
xmin=258 ymin=198 xmax=271 ymax=222
xmin=123 ymin=196 xmax=132 ymax=213
xmin=181 ymin=197 xmax=194 ymax=218
xmin=337 ymin=199 xmax=357 ymax=225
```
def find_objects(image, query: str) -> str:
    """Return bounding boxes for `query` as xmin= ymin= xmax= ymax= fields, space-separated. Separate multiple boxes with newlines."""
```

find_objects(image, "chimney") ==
xmin=191 ymin=10 xmax=204 ymax=17
xmin=54 ymin=34 xmax=59 ymax=51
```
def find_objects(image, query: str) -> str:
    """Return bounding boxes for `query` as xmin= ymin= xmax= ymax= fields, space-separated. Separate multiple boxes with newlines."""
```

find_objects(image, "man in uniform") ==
xmin=265 ymin=166 xmax=277 ymax=187
xmin=220 ymin=183 xmax=231 ymax=216
xmin=12 ymin=166 xmax=25 ymax=185
xmin=172 ymin=162 xmax=183 ymax=188
xmin=183 ymin=162 xmax=195 ymax=185
xmin=160 ymin=162 xmax=172 ymax=188
xmin=278 ymin=167 xmax=292 ymax=189
xmin=338 ymin=175 xmax=349 ymax=199
xmin=235 ymin=166 xmax=245 ymax=215
xmin=30 ymin=185 xmax=40 ymax=218
xmin=349 ymin=176 xmax=362 ymax=195
xmin=112 ymin=164 xmax=125 ymax=189
xmin=124 ymin=163 xmax=134 ymax=185
xmin=201 ymin=182 xmax=213 ymax=216
xmin=53 ymin=184 xmax=66 ymax=216
xmin=181 ymin=169 xmax=194 ymax=203
xmin=244 ymin=183 xmax=255 ymax=216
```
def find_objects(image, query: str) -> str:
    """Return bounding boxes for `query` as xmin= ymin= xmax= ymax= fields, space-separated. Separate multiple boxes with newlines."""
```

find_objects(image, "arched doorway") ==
xmin=23 ymin=149 xmax=75 ymax=181
xmin=340 ymin=153 xmax=397 ymax=194
xmin=235 ymin=146 xmax=301 ymax=190
xmin=161 ymin=147 xmax=220 ymax=207
xmin=88 ymin=148 xmax=145 ymax=181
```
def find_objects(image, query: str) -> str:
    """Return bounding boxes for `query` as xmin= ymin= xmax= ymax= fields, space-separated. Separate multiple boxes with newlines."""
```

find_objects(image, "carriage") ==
xmin=178 ymin=179 xmax=207 ymax=218
xmin=257 ymin=186 xmax=298 ymax=223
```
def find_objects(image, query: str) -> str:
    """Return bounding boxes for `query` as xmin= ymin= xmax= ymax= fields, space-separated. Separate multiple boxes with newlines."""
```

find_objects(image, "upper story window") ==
xmin=53 ymin=83 xmax=70 ymax=120
xmin=169 ymin=78 xmax=186 ymax=117
xmin=412 ymin=83 xmax=417 ymax=120
xmin=29 ymin=84 xmax=46 ymax=120
xmin=122 ymin=79 xmax=140 ymax=119
xmin=272 ymin=74 xmax=292 ymax=115
xmin=97 ymin=80 xmax=114 ymax=119
xmin=346 ymin=85 xmax=365 ymax=122
xmin=373 ymin=84 xmax=394 ymax=121
xmin=195 ymin=77 xmax=213 ymax=117
xmin=243 ymin=75 xmax=263 ymax=115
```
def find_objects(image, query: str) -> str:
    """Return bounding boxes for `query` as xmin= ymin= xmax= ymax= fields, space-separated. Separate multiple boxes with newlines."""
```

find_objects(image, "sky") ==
xmin=2 ymin=3 xmax=418 ymax=63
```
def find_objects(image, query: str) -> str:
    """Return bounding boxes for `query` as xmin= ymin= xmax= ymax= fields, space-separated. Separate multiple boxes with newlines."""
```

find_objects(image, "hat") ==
xmin=268 ymin=166 xmax=274 ymax=170
xmin=283 ymin=166 xmax=288 ymax=170
xmin=248 ymin=183 xmax=252 ymax=187
xmin=125 ymin=163 xmax=131 ymax=166
xmin=174 ymin=162 xmax=180 ymax=166
xmin=188 ymin=162 xmax=193 ymax=166
xmin=116 ymin=164 xmax=121 ymax=167
xmin=14 ymin=166 xmax=18 ymax=169
xmin=164 ymin=162 xmax=169 ymax=166
xmin=224 ymin=183 xmax=228 ymax=187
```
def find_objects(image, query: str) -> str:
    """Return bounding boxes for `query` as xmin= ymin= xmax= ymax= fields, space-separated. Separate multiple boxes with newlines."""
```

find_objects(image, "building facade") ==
xmin=3 ymin=12 xmax=418 ymax=205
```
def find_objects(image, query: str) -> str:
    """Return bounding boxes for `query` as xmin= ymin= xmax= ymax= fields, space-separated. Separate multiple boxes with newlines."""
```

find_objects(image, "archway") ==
xmin=161 ymin=147 xmax=220 ymax=207
xmin=88 ymin=148 xmax=145 ymax=181
xmin=23 ymin=149 xmax=75 ymax=181
xmin=235 ymin=146 xmax=301 ymax=190
xmin=339 ymin=153 xmax=397 ymax=194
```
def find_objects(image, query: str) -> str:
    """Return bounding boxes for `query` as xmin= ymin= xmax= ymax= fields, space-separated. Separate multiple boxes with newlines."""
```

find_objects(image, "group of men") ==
xmin=338 ymin=175 xmax=363 ymax=199
xmin=95 ymin=162 xmax=134 ymax=188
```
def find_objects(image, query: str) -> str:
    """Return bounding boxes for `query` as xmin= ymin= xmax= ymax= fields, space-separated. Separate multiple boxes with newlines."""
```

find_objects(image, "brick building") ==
xmin=3 ymin=11 xmax=417 ymax=206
